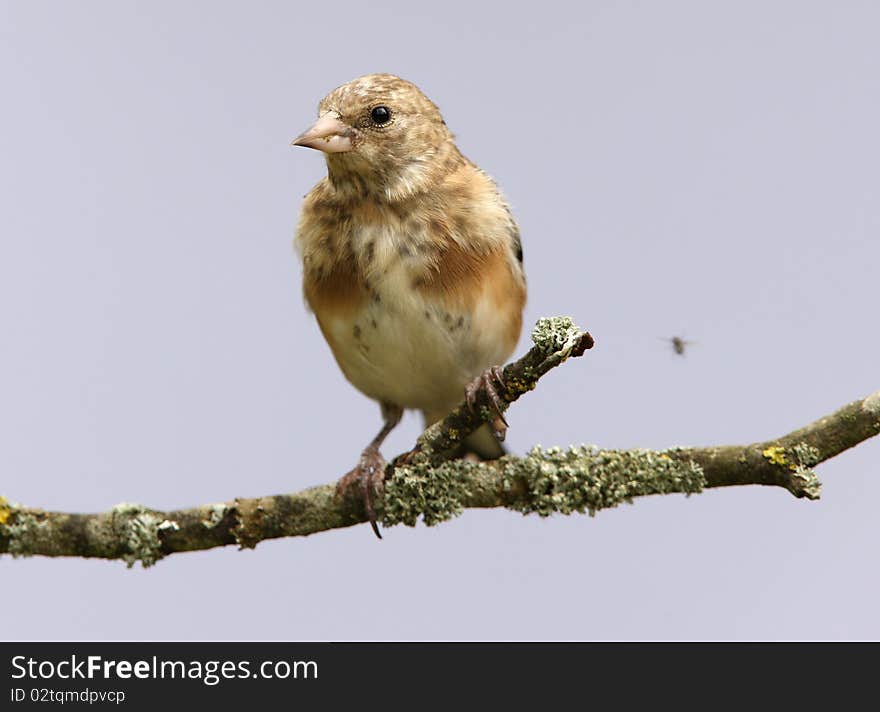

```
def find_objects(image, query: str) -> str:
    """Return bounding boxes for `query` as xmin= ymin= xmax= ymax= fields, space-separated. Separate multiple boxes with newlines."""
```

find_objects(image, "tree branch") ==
xmin=1 ymin=317 xmax=877 ymax=567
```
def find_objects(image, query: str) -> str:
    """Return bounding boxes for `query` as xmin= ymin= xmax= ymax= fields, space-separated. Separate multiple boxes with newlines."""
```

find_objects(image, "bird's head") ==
xmin=292 ymin=74 xmax=458 ymax=201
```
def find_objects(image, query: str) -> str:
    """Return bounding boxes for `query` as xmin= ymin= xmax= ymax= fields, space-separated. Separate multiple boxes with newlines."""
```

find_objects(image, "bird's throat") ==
xmin=325 ymin=142 xmax=463 ymax=204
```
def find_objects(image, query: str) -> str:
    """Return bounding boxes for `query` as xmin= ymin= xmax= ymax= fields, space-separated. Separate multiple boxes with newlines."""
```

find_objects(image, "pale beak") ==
xmin=291 ymin=111 xmax=354 ymax=153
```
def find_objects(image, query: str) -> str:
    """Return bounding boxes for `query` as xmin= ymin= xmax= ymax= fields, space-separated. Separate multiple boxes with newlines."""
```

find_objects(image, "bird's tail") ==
xmin=460 ymin=421 xmax=507 ymax=460
xmin=422 ymin=410 xmax=506 ymax=461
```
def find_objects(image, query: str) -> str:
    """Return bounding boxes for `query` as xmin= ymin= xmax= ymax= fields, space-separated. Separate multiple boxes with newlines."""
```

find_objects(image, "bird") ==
xmin=291 ymin=74 xmax=526 ymax=537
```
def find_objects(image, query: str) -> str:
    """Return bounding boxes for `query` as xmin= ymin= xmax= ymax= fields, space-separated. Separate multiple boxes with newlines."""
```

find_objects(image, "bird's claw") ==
xmin=336 ymin=447 xmax=387 ymax=539
xmin=465 ymin=365 xmax=509 ymax=428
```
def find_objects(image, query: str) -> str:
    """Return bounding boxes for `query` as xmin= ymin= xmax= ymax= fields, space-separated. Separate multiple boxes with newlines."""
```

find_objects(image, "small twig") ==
xmin=401 ymin=316 xmax=594 ymax=464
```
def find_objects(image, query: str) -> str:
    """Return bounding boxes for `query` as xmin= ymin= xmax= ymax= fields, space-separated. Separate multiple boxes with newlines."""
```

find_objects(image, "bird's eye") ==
xmin=370 ymin=106 xmax=391 ymax=125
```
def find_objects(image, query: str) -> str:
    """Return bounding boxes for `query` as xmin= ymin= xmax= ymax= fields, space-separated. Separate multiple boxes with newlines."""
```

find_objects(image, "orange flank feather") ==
xmin=413 ymin=241 xmax=524 ymax=358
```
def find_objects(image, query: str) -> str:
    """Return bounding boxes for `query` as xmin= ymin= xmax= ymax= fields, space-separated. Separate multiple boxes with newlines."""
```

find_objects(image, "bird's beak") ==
xmin=291 ymin=112 xmax=354 ymax=153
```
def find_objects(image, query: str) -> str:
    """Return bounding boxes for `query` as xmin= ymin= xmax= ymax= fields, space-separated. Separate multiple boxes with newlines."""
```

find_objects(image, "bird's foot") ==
xmin=465 ymin=365 xmax=509 ymax=432
xmin=336 ymin=446 xmax=387 ymax=539
xmin=392 ymin=447 xmax=420 ymax=467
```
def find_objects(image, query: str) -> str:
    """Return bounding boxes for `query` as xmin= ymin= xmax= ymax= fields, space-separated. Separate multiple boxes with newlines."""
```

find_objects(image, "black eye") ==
xmin=370 ymin=106 xmax=391 ymax=125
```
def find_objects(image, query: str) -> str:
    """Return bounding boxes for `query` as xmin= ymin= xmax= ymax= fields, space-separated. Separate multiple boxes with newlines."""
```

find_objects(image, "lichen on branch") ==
xmin=382 ymin=446 xmax=706 ymax=528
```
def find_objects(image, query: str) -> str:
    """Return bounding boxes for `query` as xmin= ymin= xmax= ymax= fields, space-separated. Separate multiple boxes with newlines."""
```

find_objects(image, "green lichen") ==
xmin=861 ymin=391 xmax=880 ymax=416
xmin=203 ymin=503 xmax=228 ymax=528
xmin=530 ymin=316 xmax=581 ymax=354
xmin=2 ymin=506 xmax=40 ymax=559
xmin=764 ymin=442 xmax=820 ymax=471
xmin=383 ymin=459 xmax=477 ymax=527
xmin=787 ymin=442 xmax=822 ymax=499
xmin=504 ymin=375 xmax=536 ymax=398
xmin=761 ymin=442 xmax=822 ymax=498
xmin=502 ymin=446 xmax=706 ymax=517
xmin=789 ymin=466 xmax=822 ymax=500
xmin=791 ymin=442 xmax=821 ymax=468
xmin=383 ymin=445 xmax=706 ymax=527
xmin=110 ymin=502 xmax=176 ymax=569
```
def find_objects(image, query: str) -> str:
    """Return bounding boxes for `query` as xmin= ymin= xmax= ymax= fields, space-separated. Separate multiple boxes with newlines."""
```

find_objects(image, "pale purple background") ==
xmin=1 ymin=1 xmax=878 ymax=640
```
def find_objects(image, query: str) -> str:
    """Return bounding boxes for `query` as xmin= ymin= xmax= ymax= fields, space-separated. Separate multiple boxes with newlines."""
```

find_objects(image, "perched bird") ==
xmin=292 ymin=74 xmax=526 ymax=537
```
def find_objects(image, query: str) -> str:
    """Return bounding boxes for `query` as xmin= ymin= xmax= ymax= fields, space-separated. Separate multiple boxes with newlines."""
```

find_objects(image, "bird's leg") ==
xmin=336 ymin=404 xmax=403 ymax=539
xmin=465 ymin=365 xmax=509 ymax=435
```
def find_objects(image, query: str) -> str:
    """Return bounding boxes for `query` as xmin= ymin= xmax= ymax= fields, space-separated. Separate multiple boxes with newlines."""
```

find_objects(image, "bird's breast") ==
xmin=303 ymin=227 xmax=521 ymax=413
